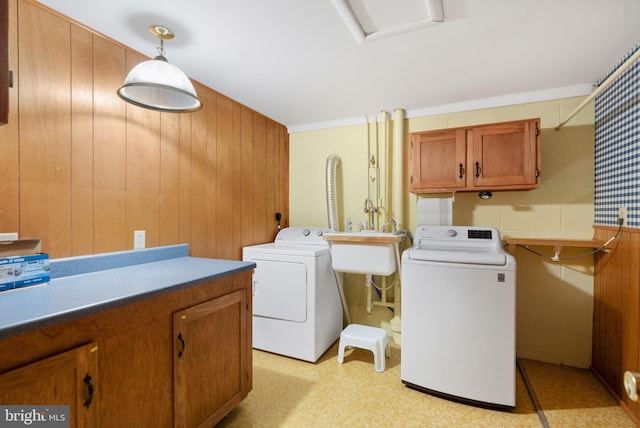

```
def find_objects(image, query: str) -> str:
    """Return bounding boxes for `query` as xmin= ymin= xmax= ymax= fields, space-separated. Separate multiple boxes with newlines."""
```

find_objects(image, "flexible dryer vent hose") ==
xmin=326 ymin=154 xmax=341 ymax=232
xmin=325 ymin=154 xmax=351 ymax=324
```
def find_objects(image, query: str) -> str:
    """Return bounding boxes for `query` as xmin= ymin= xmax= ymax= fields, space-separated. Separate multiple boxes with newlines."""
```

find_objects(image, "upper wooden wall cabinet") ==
xmin=409 ymin=118 xmax=541 ymax=193
xmin=0 ymin=0 xmax=7 ymax=125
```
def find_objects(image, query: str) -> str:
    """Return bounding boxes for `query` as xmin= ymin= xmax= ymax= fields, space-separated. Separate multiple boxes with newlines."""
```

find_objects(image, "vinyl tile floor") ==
xmin=217 ymin=341 xmax=636 ymax=427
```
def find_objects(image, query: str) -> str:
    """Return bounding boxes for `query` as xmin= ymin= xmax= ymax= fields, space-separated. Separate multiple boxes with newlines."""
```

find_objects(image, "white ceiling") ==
xmin=37 ymin=0 xmax=640 ymax=132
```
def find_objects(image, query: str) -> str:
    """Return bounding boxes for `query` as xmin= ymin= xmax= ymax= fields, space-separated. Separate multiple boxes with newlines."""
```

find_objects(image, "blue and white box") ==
xmin=0 ymin=239 xmax=49 ymax=292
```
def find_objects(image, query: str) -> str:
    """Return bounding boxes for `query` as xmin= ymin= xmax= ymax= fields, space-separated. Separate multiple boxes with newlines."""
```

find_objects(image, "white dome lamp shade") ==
xmin=117 ymin=25 xmax=202 ymax=113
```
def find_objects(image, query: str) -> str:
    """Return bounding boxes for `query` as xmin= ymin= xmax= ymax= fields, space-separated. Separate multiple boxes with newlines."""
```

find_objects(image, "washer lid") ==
xmin=407 ymin=247 xmax=507 ymax=265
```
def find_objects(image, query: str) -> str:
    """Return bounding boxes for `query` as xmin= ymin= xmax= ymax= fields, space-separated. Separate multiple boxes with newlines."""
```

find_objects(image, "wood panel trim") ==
xmin=593 ymin=225 xmax=640 ymax=423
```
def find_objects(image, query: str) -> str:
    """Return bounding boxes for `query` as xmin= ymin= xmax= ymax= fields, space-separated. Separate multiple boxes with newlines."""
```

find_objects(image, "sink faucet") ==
xmin=364 ymin=199 xmax=377 ymax=230
xmin=364 ymin=198 xmax=373 ymax=213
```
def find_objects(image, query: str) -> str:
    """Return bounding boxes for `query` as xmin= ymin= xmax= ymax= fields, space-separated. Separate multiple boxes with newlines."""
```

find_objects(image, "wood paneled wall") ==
xmin=593 ymin=226 xmax=640 ymax=423
xmin=0 ymin=0 xmax=288 ymax=260
xmin=0 ymin=0 xmax=7 ymax=125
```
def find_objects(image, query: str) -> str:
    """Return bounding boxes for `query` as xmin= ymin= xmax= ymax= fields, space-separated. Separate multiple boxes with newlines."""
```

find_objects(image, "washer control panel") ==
xmin=416 ymin=226 xmax=495 ymax=241
xmin=413 ymin=225 xmax=501 ymax=252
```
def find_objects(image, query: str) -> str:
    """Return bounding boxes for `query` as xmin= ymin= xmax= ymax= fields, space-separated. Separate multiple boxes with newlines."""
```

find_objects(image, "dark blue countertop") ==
xmin=0 ymin=244 xmax=256 ymax=340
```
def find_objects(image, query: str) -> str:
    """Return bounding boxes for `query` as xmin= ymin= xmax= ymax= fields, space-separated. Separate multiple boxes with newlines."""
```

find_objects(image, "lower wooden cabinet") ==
xmin=99 ymin=318 xmax=174 ymax=427
xmin=174 ymin=289 xmax=248 ymax=428
xmin=0 ymin=270 xmax=252 ymax=428
xmin=0 ymin=342 xmax=99 ymax=428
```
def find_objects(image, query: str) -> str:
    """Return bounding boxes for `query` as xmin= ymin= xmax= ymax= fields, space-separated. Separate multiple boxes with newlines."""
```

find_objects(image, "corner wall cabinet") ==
xmin=409 ymin=118 xmax=540 ymax=193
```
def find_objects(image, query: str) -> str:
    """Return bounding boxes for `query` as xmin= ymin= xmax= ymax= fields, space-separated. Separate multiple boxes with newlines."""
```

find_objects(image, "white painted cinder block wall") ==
xmin=290 ymin=97 xmax=595 ymax=368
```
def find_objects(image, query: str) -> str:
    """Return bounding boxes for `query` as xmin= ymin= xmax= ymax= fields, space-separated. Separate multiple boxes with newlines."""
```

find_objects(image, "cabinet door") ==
xmin=99 ymin=318 xmax=173 ymax=428
xmin=409 ymin=128 xmax=467 ymax=192
xmin=0 ymin=342 xmax=98 ymax=428
xmin=173 ymin=289 xmax=248 ymax=428
xmin=471 ymin=119 xmax=539 ymax=188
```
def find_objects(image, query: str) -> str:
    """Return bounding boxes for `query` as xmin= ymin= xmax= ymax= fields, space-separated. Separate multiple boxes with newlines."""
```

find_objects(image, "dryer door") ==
xmin=252 ymin=259 xmax=307 ymax=322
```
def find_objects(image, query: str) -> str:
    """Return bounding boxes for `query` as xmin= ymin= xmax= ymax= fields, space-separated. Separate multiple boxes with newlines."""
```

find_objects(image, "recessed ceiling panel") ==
xmin=349 ymin=0 xmax=428 ymax=33
xmin=333 ymin=0 xmax=443 ymax=43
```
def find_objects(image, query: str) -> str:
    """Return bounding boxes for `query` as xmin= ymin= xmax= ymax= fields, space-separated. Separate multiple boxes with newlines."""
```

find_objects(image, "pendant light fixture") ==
xmin=117 ymin=25 xmax=202 ymax=112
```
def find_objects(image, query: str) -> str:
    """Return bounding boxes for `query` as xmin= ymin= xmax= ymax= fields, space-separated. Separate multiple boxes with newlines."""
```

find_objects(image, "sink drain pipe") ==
xmin=326 ymin=154 xmax=351 ymax=324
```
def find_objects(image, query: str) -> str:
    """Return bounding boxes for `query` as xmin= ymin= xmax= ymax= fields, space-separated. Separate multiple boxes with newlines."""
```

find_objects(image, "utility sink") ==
xmin=322 ymin=231 xmax=404 ymax=276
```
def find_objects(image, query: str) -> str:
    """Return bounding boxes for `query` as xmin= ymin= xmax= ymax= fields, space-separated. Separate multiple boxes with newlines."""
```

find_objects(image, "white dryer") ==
xmin=401 ymin=225 xmax=516 ymax=410
xmin=242 ymin=227 xmax=343 ymax=362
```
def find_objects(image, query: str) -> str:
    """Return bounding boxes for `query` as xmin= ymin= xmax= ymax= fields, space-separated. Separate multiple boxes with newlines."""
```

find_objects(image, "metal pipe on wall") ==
xmin=392 ymin=109 xmax=405 ymax=228
xmin=556 ymin=47 xmax=640 ymax=130
xmin=390 ymin=109 xmax=406 ymax=345
xmin=379 ymin=110 xmax=389 ymax=228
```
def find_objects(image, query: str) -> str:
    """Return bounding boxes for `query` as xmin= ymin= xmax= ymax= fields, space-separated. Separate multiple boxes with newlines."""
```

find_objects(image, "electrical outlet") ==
xmin=134 ymin=230 xmax=146 ymax=249
xmin=619 ymin=207 xmax=627 ymax=226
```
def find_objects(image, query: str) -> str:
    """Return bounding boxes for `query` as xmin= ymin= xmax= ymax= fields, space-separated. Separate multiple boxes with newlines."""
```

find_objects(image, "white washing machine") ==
xmin=401 ymin=225 xmax=516 ymax=410
xmin=242 ymin=227 xmax=343 ymax=362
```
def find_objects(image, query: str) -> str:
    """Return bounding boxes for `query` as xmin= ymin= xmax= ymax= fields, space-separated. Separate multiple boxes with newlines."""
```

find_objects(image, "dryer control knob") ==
xmin=303 ymin=228 xmax=311 ymax=236
xmin=446 ymin=229 xmax=457 ymax=237
xmin=316 ymin=230 xmax=324 ymax=236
